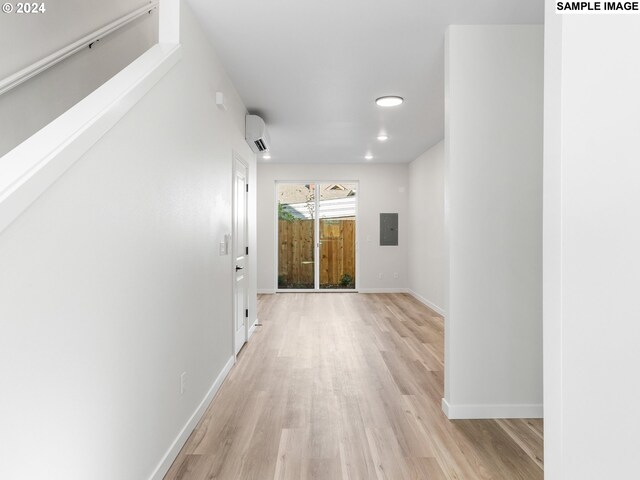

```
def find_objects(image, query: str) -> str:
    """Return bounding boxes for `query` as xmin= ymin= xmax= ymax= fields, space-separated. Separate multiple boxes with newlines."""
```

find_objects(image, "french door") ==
xmin=276 ymin=182 xmax=357 ymax=291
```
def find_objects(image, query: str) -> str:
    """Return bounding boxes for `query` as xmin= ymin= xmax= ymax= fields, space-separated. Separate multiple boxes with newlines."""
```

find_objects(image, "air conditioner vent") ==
xmin=245 ymin=115 xmax=271 ymax=154
xmin=254 ymin=139 xmax=267 ymax=152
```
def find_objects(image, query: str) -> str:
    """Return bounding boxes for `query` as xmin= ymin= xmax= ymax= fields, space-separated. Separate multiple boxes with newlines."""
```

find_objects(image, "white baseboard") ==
xmin=406 ymin=289 xmax=446 ymax=316
xmin=442 ymin=398 xmax=543 ymax=419
xmin=358 ymin=288 xmax=409 ymax=294
xmin=260 ymin=288 xmax=410 ymax=295
xmin=248 ymin=320 xmax=258 ymax=340
xmin=149 ymin=356 xmax=235 ymax=480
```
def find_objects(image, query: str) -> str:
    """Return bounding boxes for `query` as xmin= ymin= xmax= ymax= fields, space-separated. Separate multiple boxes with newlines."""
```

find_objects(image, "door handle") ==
xmin=236 ymin=266 xmax=244 ymax=271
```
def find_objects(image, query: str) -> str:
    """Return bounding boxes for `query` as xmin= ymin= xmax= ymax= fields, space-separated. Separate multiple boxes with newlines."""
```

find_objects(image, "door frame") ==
xmin=232 ymin=151 xmax=249 ymax=357
xmin=274 ymin=179 xmax=360 ymax=293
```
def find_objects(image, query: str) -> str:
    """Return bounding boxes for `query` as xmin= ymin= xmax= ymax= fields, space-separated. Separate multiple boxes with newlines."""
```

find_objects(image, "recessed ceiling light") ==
xmin=377 ymin=135 xmax=389 ymax=141
xmin=365 ymin=154 xmax=373 ymax=160
xmin=263 ymin=154 xmax=271 ymax=160
xmin=375 ymin=96 xmax=404 ymax=107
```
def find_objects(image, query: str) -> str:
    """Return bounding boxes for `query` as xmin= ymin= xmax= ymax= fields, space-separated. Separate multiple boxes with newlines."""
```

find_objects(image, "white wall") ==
xmin=0 ymin=2 xmax=158 ymax=157
xmin=443 ymin=25 xmax=543 ymax=419
xmin=544 ymin=7 xmax=640 ymax=479
xmin=407 ymin=141 xmax=445 ymax=314
xmin=257 ymin=163 xmax=408 ymax=293
xmin=0 ymin=3 xmax=257 ymax=479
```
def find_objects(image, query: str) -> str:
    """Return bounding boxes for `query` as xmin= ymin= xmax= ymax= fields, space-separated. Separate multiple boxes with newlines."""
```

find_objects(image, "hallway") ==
xmin=165 ymin=293 xmax=543 ymax=479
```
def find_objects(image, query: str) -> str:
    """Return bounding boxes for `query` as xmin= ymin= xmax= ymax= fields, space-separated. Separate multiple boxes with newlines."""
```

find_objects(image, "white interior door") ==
xmin=233 ymin=156 xmax=248 ymax=354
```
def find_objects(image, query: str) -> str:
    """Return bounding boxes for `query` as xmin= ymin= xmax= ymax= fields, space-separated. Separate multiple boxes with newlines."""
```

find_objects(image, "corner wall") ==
xmin=407 ymin=141 xmax=445 ymax=315
xmin=444 ymin=25 xmax=543 ymax=419
xmin=0 ymin=3 xmax=256 ymax=479
xmin=256 ymin=163 xmax=409 ymax=293
xmin=544 ymin=5 xmax=640 ymax=478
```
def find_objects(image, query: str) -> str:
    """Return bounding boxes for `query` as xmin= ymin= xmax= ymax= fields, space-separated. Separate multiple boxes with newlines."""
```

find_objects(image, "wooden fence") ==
xmin=278 ymin=219 xmax=356 ymax=288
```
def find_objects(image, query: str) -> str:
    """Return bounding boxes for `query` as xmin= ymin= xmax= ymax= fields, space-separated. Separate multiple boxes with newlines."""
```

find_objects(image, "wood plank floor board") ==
xmin=164 ymin=454 xmax=216 ymax=480
xmin=165 ymin=293 xmax=543 ymax=480
xmin=405 ymin=457 xmax=449 ymax=480
xmin=273 ymin=428 xmax=306 ymax=480
xmin=365 ymin=426 xmax=413 ymax=480
xmin=453 ymin=419 xmax=544 ymax=480
xmin=336 ymin=394 xmax=378 ymax=480
xmin=494 ymin=419 xmax=544 ymax=470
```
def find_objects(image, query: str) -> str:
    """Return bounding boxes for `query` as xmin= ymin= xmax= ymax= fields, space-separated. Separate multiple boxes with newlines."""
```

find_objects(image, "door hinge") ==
xmin=246 ymin=183 xmax=249 ymax=193
xmin=246 ymin=246 xmax=249 ymax=255
xmin=245 ymin=308 xmax=249 ymax=318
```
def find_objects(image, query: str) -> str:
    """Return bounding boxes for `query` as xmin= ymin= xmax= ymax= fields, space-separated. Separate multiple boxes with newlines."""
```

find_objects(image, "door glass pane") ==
xmin=319 ymin=183 xmax=357 ymax=289
xmin=277 ymin=183 xmax=315 ymax=289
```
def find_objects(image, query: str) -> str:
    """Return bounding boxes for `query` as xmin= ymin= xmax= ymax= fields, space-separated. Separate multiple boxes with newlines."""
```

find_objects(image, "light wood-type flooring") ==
xmin=166 ymin=293 xmax=543 ymax=480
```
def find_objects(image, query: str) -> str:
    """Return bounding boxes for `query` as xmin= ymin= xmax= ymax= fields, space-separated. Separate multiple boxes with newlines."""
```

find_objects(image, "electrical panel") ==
xmin=380 ymin=213 xmax=399 ymax=246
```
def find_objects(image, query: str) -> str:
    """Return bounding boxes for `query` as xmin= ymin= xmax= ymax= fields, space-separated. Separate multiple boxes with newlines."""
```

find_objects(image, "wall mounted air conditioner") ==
xmin=245 ymin=114 xmax=271 ymax=153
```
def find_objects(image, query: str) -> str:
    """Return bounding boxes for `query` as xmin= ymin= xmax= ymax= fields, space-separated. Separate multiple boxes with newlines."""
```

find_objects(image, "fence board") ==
xmin=278 ymin=219 xmax=355 ymax=288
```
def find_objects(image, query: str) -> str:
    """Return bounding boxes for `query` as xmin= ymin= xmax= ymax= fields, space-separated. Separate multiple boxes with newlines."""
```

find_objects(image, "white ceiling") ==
xmin=187 ymin=0 xmax=543 ymax=163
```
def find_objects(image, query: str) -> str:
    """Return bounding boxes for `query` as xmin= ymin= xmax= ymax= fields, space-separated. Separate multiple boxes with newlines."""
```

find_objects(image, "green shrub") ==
xmin=339 ymin=273 xmax=353 ymax=287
